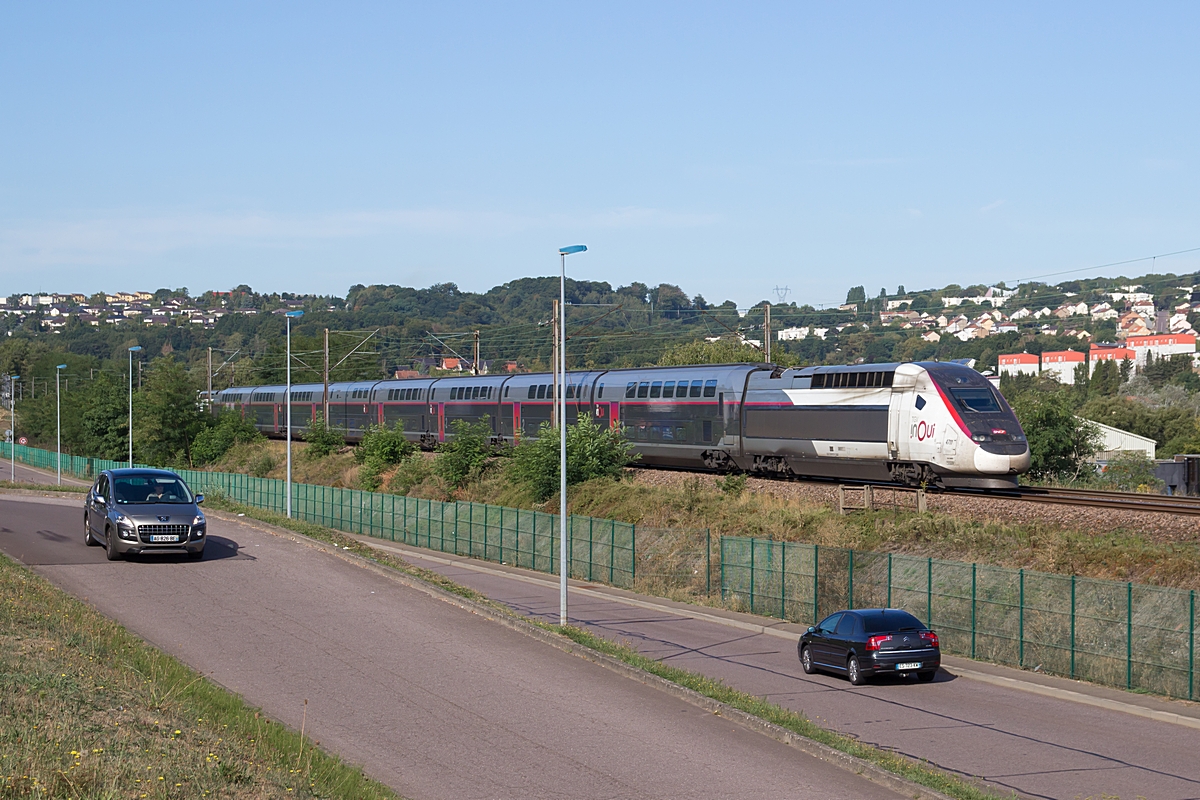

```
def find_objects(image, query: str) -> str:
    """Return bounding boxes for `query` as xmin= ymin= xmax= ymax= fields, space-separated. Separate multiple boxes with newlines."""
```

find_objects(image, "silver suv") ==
xmin=84 ymin=469 xmax=207 ymax=560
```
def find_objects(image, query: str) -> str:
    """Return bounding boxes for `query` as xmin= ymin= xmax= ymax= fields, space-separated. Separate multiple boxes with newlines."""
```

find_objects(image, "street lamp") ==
xmin=56 ymin=364 xmax=67 ymax=485
xmin=128 ymin=346 xmax=142 ymax=467
xmin=285 ymin=310 xmax=304 ymax=519
xmin=557 ymin=244 xmax=587 ymax=626
xmin=9 ymin=374 xmax=18 ymax=483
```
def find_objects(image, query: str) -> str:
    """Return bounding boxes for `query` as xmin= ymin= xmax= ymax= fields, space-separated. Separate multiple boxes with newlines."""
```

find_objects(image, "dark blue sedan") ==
xmin=798 ymin=608 xmax=940 ymax=685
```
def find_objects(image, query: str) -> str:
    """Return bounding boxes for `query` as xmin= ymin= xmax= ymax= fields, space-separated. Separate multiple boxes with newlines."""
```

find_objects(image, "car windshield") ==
xmin=114 ymin=475 xmax=193 ymax=504
xmin=949 ymin=387 xmax=1002 ymax=414
xmin=860 ymin=610 xmax=925 ymax=634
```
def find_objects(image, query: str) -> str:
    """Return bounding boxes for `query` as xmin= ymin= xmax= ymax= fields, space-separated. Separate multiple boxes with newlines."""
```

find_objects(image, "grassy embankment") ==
xmin=211 ymin=438 xmax=1200 ymax=594
xmin=0 ymin=548 xmax=398 ymax=799
xmin=198 ymin=493 xmax=1010 ymax=800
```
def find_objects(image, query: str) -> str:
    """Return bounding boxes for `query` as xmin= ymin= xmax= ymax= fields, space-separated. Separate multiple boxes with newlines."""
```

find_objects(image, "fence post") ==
xmin=1190 ymin=590 xmax=1195 ymax=701
xmin=780 ymin=541 xmax=787 ymax=620
xmin=498 ymin=507 xmax=504 ymax=563
xmin=927 ymin=557 xmax=933 ymax=627
xmin=1070 ymin=575 xmax=1076 ymax=679
xmin=883 ymin=554 xmax=892 ymax=609
xmin=971 ymin=562 xmax=977 ymax=660
xmin=589 ymin=517 xmax=595 ymax=583
xmin=1019 ymin=569 xmax=1025 ymax=668
xmin=706 ymin=528 xmax=712 ymax=597
xmin=847 ymin=549 xmax=854 ymax=610
xmin=813 ymin=544 xmax=820 ymax=624
xmin=1126 ymin=581 xmax=1133 ymax=690
xmin=609 ymin=520 xmax=615 ymax=584
xmin=749 ymin=537 xmax=756 ymax=614
xmin=720 ymin=537 xmax=726 ymax=602
xmin=631 ymin=524 xmax=636 ymax=584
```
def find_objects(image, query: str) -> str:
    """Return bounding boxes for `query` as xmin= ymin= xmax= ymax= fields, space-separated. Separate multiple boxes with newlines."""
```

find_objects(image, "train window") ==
xmin=703 ymin=380 xmax=717 ymax=397
xmin=407 ymin=388 xmax=414 ymax=400
xmin=537 ymin=385 xmax=547 ymax=400
xmin=811 ymin=374 xmax=825 ymax=388
xmin=663 ymin=381 xmax=675 ymax=398
xmin=662 ymin=426 xmax=673 ymax=440
xmin=950 ymin=387 xmax=1002 ymax=413
xmin=566 ymin=385 xmax=574 ymax=399
xmin=528 ymin=385 xmax=537 ymax=399
xmin=676 ymin=426 xmax=687 ymax=441
xmin=689 ymin=381 xmax=702 ymax=398
xmin=626 ymin=382 xmax=637 ymax=398
xmin=650 ymin=381 xmax=662 ymax=398
xmin=487 ymin=387 xmax=492 ymax=399
xmin=505 ymin=386 xmax=510 ymax=398
xmin=883 ymin=372 xmax=894 ymax=387
xmin=473 ymin=387 xmax=480 ymax=400
xmin=637 ymin=382 xmax=650 ymax=398
xmin=597 ymin=383 xmax=604 ymax=398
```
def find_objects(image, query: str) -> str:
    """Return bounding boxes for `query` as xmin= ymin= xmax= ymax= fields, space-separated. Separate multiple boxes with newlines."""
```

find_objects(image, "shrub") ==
xmin=303 ymin=413 xmax=344 ymax=459
xmin=191 ymin=412 xmax=263 ymax=466
xmin=715 ymin=473 xmax=747 ymax=497
xmin=434 ymin=418 xmax=496 ymax=488
xmin=355 ymin=423 xmax=415 ymax=491
xmin=508 ymin=416 xmax=636 ymax=502
xmin=249 ymin=451 xmax=276 ymax=478
xmin=1010 ymin=390 xmax=1100 ymax=481
xmin=386 ymin=454 xmax=434 ymax=495
xmin=1098 ymin=452 xmax=1164 ymax=493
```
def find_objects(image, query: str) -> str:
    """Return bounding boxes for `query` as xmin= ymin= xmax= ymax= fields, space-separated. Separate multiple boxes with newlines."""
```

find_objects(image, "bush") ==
xmin=386 ymin=454 xmax=434 ymax=495
xmin=355 ymin=423 xmax=415 ymax=491
xmin=303 ymin=413 xmax=344 ymax=459
xmin=508 ymin=416 xmax=636 ymax=502
xmin=715 ymin=473 xmax=747 ymax=497
xmin=248 ymin=451 xmax=276 ymax=478
xmin=434 ymin=418 xmax=496 ymax=488
xmin=191 ymin=412 xmax=263 ymax=466
xmin=1098 ymin=452 xmax=1164 ymax=493
xmin=1010 ymin=390 xmax=1100 ymax=481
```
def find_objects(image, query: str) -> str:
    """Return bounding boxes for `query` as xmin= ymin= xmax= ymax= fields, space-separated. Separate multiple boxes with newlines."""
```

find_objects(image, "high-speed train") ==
xmin=213 ymin=361 xmax=1030 ymax=489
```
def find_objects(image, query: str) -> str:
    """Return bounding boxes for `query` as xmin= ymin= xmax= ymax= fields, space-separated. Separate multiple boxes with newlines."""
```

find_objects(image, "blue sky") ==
xmin=2 ymin=3 xmax=1198 ymax=307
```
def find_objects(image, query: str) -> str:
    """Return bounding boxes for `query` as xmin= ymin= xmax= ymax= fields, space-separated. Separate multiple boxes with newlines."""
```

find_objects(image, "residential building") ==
xmin=1124 ymin=333 xmax=1197 ymax=367
xmin=997 ymin=352 xmax=1039 ymax=378
xmin=1041 ymin=350 xmax=1085 ymax=384
xmin=1088 ymin=344 xmax=1135 ymax=375
xmin=777 ymin=326 xmax=809 ymax=341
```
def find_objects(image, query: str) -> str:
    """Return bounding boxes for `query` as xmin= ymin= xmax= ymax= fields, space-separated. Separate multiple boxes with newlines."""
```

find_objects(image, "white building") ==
xmin=1041 ymin=350 xmax=1085 ymax=384
xmin=1088 ymin=419 xmax=1156 ymax=461
xmin=998 ymin=352 xmax=1039 ymax=377
xmin=1124 ymin=334 xmax=1197 ymax=367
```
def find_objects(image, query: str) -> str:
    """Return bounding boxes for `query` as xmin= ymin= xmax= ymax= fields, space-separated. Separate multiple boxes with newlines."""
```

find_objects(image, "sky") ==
xmin=2 ymin=2 xmax=1199 ymax=308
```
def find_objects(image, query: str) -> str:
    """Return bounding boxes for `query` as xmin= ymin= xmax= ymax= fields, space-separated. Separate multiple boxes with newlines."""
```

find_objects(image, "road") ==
xmin=348 ymin=537 xmax=1200 ymax=800
xmin=0 ymin=493 xmax=907 ymax=800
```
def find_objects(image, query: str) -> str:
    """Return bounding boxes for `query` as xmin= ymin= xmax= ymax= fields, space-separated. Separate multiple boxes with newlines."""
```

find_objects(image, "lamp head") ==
xmin=129 ymin=345 xmax=142 ymax=352
xmin=11 ymin=375 xmax=18 ymax=380
xmin=286 ymin=310 xmax=304 ymax=318
xmin=558 ymin=245 xmax=587 ymax=256
xmin=56 ymin=364 xmax=67 ymax=370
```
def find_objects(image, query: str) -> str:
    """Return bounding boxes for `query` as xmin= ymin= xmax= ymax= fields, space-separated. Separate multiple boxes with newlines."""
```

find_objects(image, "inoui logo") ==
xmin=910 ymin=420 xmax=937 ymax=442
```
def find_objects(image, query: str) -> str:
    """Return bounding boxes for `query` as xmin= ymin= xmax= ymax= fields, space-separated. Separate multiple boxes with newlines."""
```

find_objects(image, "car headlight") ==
xmin=114 ymin=513 xmax=134 ymax=529
xmin=193 ymin=513 xmax=205 ymax=526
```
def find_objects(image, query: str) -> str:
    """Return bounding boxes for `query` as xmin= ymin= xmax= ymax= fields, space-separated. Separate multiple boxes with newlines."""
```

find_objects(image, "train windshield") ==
xmin=948 ymin=387 xmax=1002 ymax=414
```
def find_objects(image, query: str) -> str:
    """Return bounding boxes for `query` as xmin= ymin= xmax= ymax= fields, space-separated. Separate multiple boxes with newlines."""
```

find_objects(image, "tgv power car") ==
xmin=213 ymin=360 xmax=1030 ymax=489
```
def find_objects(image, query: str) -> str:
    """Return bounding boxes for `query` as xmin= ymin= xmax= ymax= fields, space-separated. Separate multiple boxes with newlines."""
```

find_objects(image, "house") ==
xmin=920 ymin=331 xmax=941 ymax=343
xmin=440 ymin=357 xmax=463 ymax=371
xmin=1117 ymin=311 xmax=1152 ymax=338
xmin=998 ymin=352 xmax=1039 ymax=378
xmin=1124 ymin=333 xmax=1197 ymax=367
xmin=1131 ymin=299 xmax=1157 ymax=318
xmin=1033 ymin=307 xmax=1054 ymax=319
xmin=1038 ymin=324 xmax=1059 ymax=336
xmin=1088 ymin=344 xmax=1135 ymax=375
xmin=1054 ymin=302 xmax=1089 ymax=319
xmin=1041 ymin=350 xmax=1085 ymax=384
xmin=1010 ymin=307 xmax=1032 ymax=320
xmin=1062 ymin=329 xmax=1093 ymax=340
xmin=837 ymin=303 xmax=858 ymax=313
xmin=777 ymin=326 xmax=809 ymax=341
xmin=885 ymin=298 xmax=913 ymax=310
xmin=1090 ymin=303 xmax=1118 ymax=321
xmin=995 ymin=322 xmax=1018 ymax=334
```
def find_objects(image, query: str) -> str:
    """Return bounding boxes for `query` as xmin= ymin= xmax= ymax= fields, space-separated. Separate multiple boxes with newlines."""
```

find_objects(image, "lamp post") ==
xmin=286 ymin=311 xmax=304 ymax=518
xmin=128 ymin=346 xmax=142 ymax=467
xmin=9 ymin=374 xmax=18 ymax=483
xmin=56 ymin=364 xmax=67 ymax=485
xmin=557 ymin=244 xmax=587 ymax=626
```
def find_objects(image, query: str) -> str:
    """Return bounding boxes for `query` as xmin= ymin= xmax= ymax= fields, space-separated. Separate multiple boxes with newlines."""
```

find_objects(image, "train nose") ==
xmin=973 ymin=446 xmax=1030 ymax=475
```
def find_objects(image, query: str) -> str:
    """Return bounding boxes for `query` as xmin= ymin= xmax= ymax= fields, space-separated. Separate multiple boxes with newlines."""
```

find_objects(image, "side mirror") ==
xmin=94 ymin=495 xmax=106 ymax=505
xmin=195 ymin=494 xmax=204 ymax=505
xmin=807 ymin=626 xmax=816 ymax=634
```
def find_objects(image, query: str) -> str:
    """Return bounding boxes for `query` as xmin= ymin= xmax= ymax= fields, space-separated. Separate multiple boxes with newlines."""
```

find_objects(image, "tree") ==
xmin=354 ymin=422 xmax=415 ymax=490
xmin=79 ymin=372 xmax=132 ymax=460
xmin=135 ymin=357 xmax=209 ymax=467
xmin=434 ymin=418 xmax=495 ymax=487
xmin=508 ymin=416 xmax=636 ymax=502
xmin=303 ymin=412 xmax=344 ymax=458
xmin=659 ymin=338 xmax=763 ymax=365
xmin=1089 ymin=360 xmax=1119 ymax=398
xmin=191 ymin=411 xmax=262 ymax=466
xmin=845 ymin=286 xmax=867 ymax=305
xmin=1010 ymin=391 xmax=1101 ymax=481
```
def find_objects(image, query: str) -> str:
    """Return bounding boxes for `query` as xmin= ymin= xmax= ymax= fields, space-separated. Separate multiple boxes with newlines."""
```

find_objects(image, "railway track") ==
xmin=967 ymin=484 xmax=1200 ymax=516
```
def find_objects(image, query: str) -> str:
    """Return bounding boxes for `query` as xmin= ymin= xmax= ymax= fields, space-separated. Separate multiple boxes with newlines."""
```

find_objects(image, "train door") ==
xmin=888 ymin=391 xmax=907 ymax=461
xmin=378 ymin=403 xmax=385 ymax=426
xmin=273 ymin=404 xmax=280 ymax=434
xmin=610 ymin=402 xmax=620 ymax=429
xmin=437 ymin=403 xmax=446 ymax=443
xmin=512 ymin=402 xmax=522 ymax=441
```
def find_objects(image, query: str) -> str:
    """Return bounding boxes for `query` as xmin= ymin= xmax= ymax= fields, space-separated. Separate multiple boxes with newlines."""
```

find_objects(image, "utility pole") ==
xmin=551 ymin=300 xmax=559 ymax=428
xmin=207 ymin=347 xmax=213 ymax=415
xmin=473 ymin=330 xmax=480 ymax=376
xmin=323 ymin=328 xmax=330 ymax=424
xmin=764 ymin=303 xmax=772 ymax=363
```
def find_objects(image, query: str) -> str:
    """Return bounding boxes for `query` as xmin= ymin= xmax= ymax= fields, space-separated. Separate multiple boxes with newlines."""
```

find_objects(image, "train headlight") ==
xmin=971 ymin=433 xmax=992 ymax=443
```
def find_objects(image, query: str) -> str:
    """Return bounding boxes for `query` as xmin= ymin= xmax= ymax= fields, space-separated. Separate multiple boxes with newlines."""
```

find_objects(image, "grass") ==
xmin=0 ymin=550 xmax=400 ymax=799
xmin=0 ymin=481 xmax=88 ymax=493
xmin=211 ymin=495 xmax=1013 ymax=800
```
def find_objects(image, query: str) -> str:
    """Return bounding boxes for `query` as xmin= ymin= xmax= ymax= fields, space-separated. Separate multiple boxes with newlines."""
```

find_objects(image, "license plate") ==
xmin=150 ymin=535 xmax=179 ymax=543
xmin=896 ymin=662 xmax=921 ymax=671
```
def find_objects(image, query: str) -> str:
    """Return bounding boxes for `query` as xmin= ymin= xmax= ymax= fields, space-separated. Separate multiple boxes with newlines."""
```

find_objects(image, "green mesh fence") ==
xmin=720 ymin=536 xmax=1198 ymax=699
xmin=1 ymin=442 xmax=638 ymax=589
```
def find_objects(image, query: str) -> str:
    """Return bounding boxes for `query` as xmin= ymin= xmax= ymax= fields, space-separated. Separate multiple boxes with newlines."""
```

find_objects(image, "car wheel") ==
xmin=84 ymin=514 xmax=96 ymax=546
xmin=800 ymin=645 xmax=816 ymax=674
xmin=847 ymin=655 xmax=866 ymax=686
xmin=917 ymin=670 xmax=937 ymax=683
xmin=105 ymin=527 xmax=121 ymax=561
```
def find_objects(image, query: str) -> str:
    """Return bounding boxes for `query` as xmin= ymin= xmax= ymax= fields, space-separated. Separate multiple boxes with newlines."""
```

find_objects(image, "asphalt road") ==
xmin=365 ymin=542 xmax=1200 ymax=800
xmin=0 ymin=494 xmax=906 ymax=800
